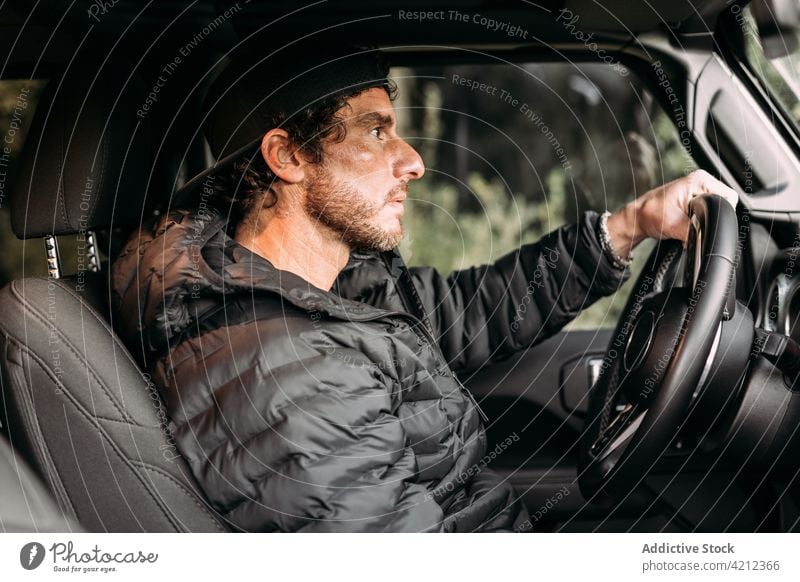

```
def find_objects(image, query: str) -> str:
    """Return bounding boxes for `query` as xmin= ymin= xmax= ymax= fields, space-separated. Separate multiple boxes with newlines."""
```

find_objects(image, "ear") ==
xmin=260 ymin=128 xmax=307 ymax=184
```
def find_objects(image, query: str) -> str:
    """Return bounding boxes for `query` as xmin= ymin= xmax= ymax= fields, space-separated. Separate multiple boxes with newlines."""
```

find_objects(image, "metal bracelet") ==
xmin=597 ymin=211 xmax=632 ymax=270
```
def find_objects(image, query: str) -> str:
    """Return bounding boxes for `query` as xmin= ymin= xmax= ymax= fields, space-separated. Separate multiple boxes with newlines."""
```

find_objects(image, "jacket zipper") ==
xmin=355 ymin=309 xmax=489 ymax=425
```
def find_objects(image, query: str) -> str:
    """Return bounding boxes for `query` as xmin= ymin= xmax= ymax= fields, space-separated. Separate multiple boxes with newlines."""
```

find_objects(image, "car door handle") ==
xmin=559 ymin=354 xmax=605 ymax=415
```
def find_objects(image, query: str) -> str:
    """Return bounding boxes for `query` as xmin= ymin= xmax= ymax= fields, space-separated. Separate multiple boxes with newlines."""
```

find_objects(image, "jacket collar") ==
xmin=198 ymin=208 xmax=410 ymax=322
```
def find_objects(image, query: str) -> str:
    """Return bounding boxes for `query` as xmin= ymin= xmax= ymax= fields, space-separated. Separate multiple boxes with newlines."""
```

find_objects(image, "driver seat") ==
xmin=0 ymin=64 xmax=229 ymax=532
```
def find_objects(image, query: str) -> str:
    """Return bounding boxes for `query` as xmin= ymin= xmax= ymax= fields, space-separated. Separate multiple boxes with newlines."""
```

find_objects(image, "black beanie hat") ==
xmin=202 ymin=42 xmax=391 ymax=161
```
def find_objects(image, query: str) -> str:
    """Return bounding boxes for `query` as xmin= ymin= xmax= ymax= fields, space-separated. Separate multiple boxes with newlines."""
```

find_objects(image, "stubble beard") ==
xmin=303 ymin=165 xmax=406 ymax=252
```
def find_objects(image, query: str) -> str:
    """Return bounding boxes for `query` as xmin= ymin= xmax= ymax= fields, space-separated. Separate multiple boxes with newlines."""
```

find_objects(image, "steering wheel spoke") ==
xmin=590 ymin=403 xmax=642 ymax=459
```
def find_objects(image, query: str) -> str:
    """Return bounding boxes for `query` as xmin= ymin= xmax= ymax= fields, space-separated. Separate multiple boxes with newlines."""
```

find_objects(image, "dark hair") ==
xmin=211 ymin=80 xmax=398 ymax=233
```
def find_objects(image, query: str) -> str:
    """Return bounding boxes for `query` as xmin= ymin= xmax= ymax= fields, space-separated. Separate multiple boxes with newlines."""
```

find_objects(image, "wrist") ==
xmin=607 ymin=200 xmax=646 ymax=261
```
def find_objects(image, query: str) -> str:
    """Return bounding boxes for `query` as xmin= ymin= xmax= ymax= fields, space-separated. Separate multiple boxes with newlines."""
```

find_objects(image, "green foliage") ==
xmin=402 ymin=170 xmax=563 ymax=274
xmin=652 ymin=109 xmax=697 ymax=180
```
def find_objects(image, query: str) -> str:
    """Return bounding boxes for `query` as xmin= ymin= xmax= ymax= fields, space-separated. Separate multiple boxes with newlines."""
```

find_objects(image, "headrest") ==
xmin=10 ymin=65 xmax=153 ymax=239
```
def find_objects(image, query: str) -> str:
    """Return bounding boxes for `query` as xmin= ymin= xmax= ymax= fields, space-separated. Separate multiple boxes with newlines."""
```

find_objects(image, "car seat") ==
xmin=0 ymin=62 xmax=229 ymax=532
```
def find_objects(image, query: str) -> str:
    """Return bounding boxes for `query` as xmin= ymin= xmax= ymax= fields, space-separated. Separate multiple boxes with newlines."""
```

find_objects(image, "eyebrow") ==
xmin=352 ymin=111 xmax=394 ymax=129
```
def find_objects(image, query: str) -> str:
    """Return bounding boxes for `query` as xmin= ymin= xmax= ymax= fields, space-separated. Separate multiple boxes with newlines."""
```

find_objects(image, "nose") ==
xmin=394 ymin=136 xmax=425 ymax=181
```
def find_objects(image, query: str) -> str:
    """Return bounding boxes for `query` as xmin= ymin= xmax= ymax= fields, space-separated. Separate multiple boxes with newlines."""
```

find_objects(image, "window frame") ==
xmin=717 ymin=7 xmax=800 ymax=158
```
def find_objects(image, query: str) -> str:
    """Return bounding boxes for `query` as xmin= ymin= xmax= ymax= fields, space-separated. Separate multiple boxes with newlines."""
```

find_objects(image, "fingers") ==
xmin=636 ymin=170 xmax=738 ymax=248
xmin=688 ymin=169 xmax=739 ymax=210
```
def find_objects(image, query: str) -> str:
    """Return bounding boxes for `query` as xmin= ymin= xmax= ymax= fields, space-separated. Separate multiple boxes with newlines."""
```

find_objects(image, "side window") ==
xmin=740 ymin=4 xmax=800 ymax=128
xmin=392 ymin=62 xmax=694 ymax=329
xmin=730 ymin=3 xmax=800 ymax=142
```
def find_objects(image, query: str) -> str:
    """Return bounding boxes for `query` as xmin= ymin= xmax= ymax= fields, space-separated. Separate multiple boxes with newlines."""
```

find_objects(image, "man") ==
xmin=112 ymin=44 xmax=737 ymax=532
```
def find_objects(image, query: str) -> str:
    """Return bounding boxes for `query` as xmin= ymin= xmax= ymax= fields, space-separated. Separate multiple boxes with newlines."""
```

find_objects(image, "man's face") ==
xmin=302 ymin=87 xmax=425 ymax=252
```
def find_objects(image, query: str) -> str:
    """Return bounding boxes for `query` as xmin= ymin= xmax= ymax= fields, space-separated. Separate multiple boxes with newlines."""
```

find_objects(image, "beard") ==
xmin=302 ymin=164 xmax=406 ymax=252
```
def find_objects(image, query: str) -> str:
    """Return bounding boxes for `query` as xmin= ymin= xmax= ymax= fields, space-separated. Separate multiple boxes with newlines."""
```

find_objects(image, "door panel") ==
xmin=463 ymin=329 xmax=612 ymax=523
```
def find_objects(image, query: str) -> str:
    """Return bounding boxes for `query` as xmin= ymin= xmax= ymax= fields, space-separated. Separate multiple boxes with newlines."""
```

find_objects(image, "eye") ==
xmin=370 ymin=126 xmax=384 ymax=139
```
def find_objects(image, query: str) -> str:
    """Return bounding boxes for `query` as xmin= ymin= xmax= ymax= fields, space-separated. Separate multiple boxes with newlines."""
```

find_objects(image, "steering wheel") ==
xmin=578 ymin=194 xmax=738 ymax=500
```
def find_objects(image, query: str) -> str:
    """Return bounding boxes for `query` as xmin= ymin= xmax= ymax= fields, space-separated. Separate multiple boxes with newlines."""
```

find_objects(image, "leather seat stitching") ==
xmin=9 ymin=280 xmax=133 ymax=423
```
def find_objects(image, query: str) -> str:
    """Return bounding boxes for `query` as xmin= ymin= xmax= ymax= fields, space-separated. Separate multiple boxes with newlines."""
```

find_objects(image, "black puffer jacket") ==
xmin=112 ymin=207 xmax=629 ymax=532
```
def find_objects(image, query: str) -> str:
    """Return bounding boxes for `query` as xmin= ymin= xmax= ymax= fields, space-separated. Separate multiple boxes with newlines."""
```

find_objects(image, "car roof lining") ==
xmin=0 ymin=0 xmax=733 ymax=77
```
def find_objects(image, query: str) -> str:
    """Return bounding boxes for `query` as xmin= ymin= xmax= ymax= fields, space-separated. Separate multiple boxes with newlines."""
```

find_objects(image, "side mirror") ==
xmin=751 ymin=0 xmax=800 ymax=58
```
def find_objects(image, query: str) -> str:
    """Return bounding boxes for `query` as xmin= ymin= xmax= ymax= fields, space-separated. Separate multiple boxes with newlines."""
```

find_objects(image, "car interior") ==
xmin=1 ymin=0 xmax=800 ymax=533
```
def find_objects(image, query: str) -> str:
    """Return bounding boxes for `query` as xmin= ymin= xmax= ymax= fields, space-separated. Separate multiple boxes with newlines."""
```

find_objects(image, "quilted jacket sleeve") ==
xmin=410 ymin=211 xmax=631 ymax=373
xmin=161 ymin=329 xmax=445 ymax=533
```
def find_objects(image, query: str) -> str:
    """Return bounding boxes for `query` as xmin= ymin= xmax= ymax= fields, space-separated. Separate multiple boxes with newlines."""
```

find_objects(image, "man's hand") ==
xmin=606 ymin=169 xmax=739 ymax=260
